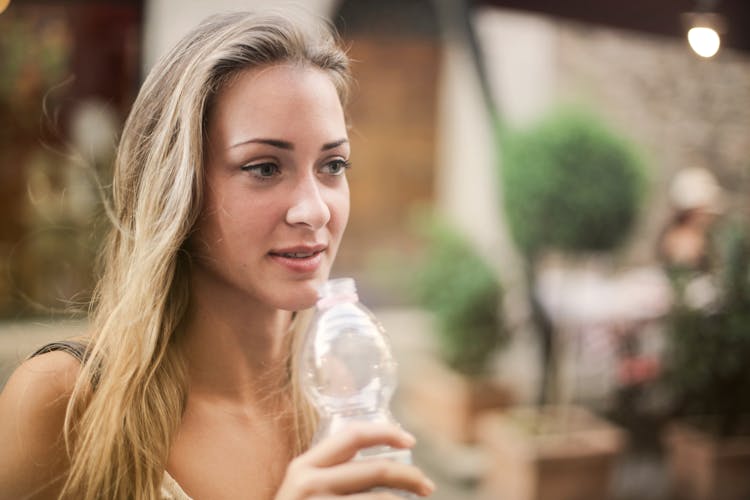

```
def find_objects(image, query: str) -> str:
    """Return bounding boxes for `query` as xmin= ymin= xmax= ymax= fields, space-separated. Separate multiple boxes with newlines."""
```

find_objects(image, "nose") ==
xmin=286 ymin=174 xmax=331 ymax=229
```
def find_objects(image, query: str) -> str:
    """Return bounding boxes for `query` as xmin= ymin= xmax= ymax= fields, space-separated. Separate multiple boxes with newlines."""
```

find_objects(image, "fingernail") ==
xmin=422 ymin=478 xmax=436 ymax=495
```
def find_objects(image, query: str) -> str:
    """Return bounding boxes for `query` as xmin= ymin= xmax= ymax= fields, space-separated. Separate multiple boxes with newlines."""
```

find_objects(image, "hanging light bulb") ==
xmin=688 ymin=26 xmax=721 ymax=57
xmin=682 ymin=1 xmax=726 ymax=59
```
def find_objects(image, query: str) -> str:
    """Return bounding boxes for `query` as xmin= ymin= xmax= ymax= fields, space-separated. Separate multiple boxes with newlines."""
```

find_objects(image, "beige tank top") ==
xmin=161 ymin=472 xmax=193 ymax=500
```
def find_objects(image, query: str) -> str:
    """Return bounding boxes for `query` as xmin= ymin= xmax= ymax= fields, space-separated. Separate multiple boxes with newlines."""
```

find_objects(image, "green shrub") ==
xmin=499 ymin=106 xmax=647 ymax=403
xmin=665 ymin=221 xmax=750 ymax=436
xmin=413 ymin=221 xmax=506 ymax=376
xmin=501 ymin=108 xmax=646 ymax=257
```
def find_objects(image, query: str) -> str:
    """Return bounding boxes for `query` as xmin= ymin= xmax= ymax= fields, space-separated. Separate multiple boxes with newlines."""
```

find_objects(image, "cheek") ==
xmin=228 ymin=199 xmax=281 ymax=241
xmin=331 ymin=185 xmax=350 ymax=235
xmin=196 ymin=192 xmax=271 ymax=250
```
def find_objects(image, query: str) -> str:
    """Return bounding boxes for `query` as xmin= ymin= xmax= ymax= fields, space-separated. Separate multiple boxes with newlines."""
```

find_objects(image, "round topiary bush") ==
xmin=500 ymin=108 xmax=646 ymax=257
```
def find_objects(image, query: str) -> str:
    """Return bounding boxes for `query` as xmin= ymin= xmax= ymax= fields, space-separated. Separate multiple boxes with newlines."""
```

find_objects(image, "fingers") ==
xmin=275 ymin=423 xmax=435 ymax=500
xmin=301 ymin=422 xmax=415 ymax=468
xmin=282 ymin=459 xmax=432 ymax=499
xmin=310 ymin=493 xmax=417 ymax=500
xmin=321 ymin=458 xmax=434 ymax=497
xmin=309 ymin=494 xmax=410 ymax=500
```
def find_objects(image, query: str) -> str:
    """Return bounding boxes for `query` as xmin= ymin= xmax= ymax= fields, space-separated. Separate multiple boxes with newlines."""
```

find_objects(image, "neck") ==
xmin=180 ymin=276 xmax=296 ymax=406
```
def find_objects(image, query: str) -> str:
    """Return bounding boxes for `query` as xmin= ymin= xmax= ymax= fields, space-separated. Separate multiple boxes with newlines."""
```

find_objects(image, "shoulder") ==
xmin=2 ymin=349 xmax=82 ymax=405
xmin=0 ymin=351 xmax=82 ymax=498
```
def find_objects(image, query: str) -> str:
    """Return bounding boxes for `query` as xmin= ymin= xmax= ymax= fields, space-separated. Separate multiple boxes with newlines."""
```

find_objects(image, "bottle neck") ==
xmin=316 ymin=278 xmax=359 ymax=309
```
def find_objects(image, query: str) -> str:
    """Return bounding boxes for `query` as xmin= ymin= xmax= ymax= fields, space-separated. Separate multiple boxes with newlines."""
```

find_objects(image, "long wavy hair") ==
xmin=60 ymin=11 xmax=351 ymax=499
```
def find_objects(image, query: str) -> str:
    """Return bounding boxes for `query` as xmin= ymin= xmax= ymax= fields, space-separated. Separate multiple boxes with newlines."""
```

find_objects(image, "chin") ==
xmin=276 ymin=279 xmax=324 ymax=311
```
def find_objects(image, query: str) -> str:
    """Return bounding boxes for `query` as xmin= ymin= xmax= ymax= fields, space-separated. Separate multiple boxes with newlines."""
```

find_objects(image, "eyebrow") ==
xmin=229 ymin=138 xmax=349 ymax=151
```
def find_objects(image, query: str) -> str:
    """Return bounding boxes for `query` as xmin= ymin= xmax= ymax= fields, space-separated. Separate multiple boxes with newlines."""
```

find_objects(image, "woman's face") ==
xmin=192 ymin=64 xmax=350 ymax=311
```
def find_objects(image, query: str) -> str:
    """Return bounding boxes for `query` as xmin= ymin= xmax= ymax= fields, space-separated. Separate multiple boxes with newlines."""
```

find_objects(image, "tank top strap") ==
xmin=29 ymin=340 xmax=89 ymax=362
xmin=28 ymin=339 xmax=100 ymax=387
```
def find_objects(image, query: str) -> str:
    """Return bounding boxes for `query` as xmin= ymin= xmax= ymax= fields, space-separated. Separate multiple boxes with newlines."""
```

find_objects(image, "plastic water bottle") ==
xmin=299 ymin=278 xmax=415 ymax=498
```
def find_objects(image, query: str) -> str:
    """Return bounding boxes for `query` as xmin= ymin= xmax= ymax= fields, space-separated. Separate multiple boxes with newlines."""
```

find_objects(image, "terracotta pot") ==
xmin=476 ymin=405 xmax=626 ymax=500
xmin=399 ymin=358 xmax=515 ymax=444
xmin=664 ymin=420 xmax=750 ymax=500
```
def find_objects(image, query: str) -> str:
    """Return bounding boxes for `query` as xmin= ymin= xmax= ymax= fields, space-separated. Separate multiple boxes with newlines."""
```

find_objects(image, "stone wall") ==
xmin=555 ymin=20 xmax=750 ymax=262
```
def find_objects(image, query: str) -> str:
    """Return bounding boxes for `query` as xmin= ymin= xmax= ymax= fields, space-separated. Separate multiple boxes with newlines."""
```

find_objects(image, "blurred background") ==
xmin=1 ymin=0 xmax=749 ymax=499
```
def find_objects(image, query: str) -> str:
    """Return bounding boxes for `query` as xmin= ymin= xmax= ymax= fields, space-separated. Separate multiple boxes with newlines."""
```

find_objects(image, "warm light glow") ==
xmin=688 ymin=26 xmax=721 ymax=57
xmin=0 ymin=0 xmax=10 ymax=15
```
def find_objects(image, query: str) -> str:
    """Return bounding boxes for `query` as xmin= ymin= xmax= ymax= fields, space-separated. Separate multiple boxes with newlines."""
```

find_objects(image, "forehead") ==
xmin=207 ymin=64 xmax=346 ymax=144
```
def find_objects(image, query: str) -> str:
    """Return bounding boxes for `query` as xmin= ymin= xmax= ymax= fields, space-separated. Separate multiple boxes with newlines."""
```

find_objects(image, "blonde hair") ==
xmin=61 ymin=11 xmax=351 ymax=499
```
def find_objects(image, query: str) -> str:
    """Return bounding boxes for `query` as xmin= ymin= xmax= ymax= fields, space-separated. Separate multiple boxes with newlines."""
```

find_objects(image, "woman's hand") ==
xmin=274 ymin=423 xmax=435 ymax=499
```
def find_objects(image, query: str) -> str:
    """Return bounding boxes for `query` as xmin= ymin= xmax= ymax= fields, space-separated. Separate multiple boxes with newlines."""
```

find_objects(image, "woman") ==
xmin=0 ymin=11 xmax=434 ymax=499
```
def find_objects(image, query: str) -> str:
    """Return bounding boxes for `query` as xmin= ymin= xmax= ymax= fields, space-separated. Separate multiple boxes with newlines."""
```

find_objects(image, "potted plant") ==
xmin=404 ymin=219 xmax=513 ymax=444
xmin=476 ymin=107 xmax=646 ymax=500
xmin=499 ymin=106 xmax=646 ymax=405
xmin=662 ymin=219 xmax=750 ymax=500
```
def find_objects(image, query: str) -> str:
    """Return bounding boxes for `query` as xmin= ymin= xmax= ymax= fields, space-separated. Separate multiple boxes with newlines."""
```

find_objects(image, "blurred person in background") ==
xmin=658 ymin=166 xmax=725 ymax=311
xmin=0 ymin=11 xmax=433 ymax=500
xmin=659 ymin=167 xmax=724 ymax=273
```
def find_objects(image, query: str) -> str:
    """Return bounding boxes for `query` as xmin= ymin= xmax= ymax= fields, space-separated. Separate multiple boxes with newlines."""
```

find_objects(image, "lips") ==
xmin=268 ymin=244 xmax=327 ymax=273
xmin=274 ymin=251 xmax=320 ymax=258
xmin=269 ymin=244 xmax=327 ymax=258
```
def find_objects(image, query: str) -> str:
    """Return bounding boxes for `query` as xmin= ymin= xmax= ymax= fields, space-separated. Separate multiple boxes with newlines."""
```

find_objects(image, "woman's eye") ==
xmin=241 ymin=162 xmax=280 ymax=178
xmin=321 ymin=159 xmax=351 ymax=176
